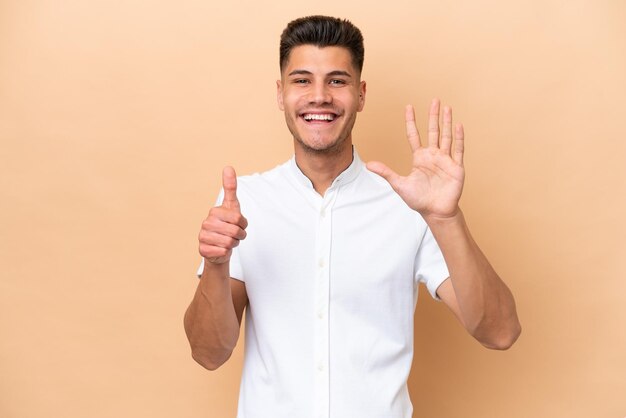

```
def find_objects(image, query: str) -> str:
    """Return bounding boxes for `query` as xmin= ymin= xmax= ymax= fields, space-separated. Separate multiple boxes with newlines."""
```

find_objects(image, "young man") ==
xmin=184 ymin=15 xmax=521 ymax=418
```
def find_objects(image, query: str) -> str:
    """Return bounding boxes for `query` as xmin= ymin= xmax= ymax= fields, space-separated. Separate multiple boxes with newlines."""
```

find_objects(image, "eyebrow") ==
xmin=287 ymin=69 xmax=353 ymax=78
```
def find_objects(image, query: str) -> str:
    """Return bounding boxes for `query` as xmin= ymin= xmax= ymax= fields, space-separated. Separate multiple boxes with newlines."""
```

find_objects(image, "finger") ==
xmin=221 ymin=166 xmax=240 ymax=210
xmin=202 ymin=216 xmax=247 ymax=240
xmin=427 ymin=98 xmax=440 ymax=148
xmin=440 ymin=105 xmax=453 ymax=154
xmin=199 ymin=244 xmax=231 ymax=262
xmin=405 ymin=105 xmax=421 ymax=152
xmin=209 ymin=206 xmax=248 ymax=229
xmin=453 ymin=123 xmax=464 ymax=165
xmin=366 ymin=161 xmax=402 ymax=190
xmin=215 ymin=219 xmax=247 ymax=240
xmin=199 ymin=231 xmax=241 ymax=250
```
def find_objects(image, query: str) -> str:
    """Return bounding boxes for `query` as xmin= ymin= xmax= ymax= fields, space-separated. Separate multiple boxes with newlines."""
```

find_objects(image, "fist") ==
xmin=198 ymin=166 xmax=248 ymax=264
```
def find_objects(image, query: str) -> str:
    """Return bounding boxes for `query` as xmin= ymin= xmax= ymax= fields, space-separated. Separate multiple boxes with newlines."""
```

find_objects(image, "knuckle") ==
xmin=220 ymin=235 xmax=234 ymax=248
xmin=200 ymin=244 xmax=229 ymax=259
xmin=198 ymin=228 xmax=211 ymax=241
xmin=226 ymin=224 xmax=240 ymax=239
xmin=198 ymin=244 xmax=213 ymax=257
xmin=199 ymin=230 xmax=217 ymax=246
xmin=208 ymin=206 xmax=225 ymax=218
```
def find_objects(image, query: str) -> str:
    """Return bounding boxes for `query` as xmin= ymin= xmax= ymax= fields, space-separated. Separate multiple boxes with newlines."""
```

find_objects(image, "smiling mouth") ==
xmin=301 ymin=113 xmax=337 ymax=122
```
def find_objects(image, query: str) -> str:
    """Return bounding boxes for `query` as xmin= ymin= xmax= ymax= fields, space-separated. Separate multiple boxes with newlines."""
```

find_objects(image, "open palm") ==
xmin=367 ymin=99 xmax=465 ymax=219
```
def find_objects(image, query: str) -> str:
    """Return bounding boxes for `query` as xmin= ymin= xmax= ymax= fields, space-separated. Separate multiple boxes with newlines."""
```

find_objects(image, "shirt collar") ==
xmin=288 ymin=148 xmax=364 ymax=191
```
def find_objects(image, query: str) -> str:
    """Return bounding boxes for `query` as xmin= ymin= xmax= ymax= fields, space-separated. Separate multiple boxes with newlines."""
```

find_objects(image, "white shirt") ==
xmin=198 ymin=151 xmax=450 ymax=418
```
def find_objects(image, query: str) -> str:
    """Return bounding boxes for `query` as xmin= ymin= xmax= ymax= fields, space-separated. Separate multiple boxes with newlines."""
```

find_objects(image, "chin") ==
xmin=296 ymin=136 xmax=346 ymax=155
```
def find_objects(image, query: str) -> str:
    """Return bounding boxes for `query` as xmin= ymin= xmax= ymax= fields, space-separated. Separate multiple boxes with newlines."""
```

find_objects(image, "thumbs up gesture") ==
xmin=198 ymin=167 xmax=248 ymax=264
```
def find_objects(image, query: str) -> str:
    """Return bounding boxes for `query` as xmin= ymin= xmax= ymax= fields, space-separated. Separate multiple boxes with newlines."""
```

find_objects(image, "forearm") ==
xmin=425 ymin=210 xmax=521 ymax=349
xmin=184 ymin=262 xmax=240 ymax=370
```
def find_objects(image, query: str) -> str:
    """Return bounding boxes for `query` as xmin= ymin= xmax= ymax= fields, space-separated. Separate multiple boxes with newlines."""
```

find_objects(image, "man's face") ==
xmin=277 ymin=45 xmax=366 ymax=154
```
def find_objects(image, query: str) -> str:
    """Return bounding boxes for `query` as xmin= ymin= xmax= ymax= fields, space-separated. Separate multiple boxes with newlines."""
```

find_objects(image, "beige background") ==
xmin=1 ymin=1 xmax=625 ymax=417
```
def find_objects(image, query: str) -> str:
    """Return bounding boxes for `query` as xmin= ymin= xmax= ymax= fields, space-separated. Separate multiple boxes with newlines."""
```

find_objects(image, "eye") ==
xmin=329 ymin=79 xmax=346 ymax=85
xmin=293 ymin=79 xmax=310 ymax=84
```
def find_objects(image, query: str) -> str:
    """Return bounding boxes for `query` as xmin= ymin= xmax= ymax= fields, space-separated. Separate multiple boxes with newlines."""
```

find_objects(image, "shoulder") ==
xmin=235 ymin=159 xmax=293 ymax=199
xmin=238 ymin=158 xmax=289 ymax=182
xmin=360 ymin=166 xmax=396 ymax=189
xmin=352 ymin=165 xmax=427 ymax=223
xmin=352 ymin=164 xmax=403 ymax=201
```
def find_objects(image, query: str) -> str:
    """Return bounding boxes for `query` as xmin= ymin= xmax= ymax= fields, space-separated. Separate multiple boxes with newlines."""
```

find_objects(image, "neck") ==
xmin=294 ymin=141 xmax=354 ymax=195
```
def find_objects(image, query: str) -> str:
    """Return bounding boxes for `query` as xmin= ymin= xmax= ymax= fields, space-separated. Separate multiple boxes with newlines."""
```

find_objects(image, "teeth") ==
xmin=303 ymin=114 xmax=335 ymax=121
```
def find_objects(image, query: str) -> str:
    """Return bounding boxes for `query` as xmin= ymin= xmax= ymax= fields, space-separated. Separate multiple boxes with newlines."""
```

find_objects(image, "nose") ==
xmin=308 ymin=82 xmax=332 ymax=105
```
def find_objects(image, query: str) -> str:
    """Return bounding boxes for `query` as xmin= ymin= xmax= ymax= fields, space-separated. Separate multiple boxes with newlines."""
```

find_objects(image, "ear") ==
xmin=276 ymin=80 xmax=284 ymax=111
xmin=357 ymin=80 xmax=367 ymax=112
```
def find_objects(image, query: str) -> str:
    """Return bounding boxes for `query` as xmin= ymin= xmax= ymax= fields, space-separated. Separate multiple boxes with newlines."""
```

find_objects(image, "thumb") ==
xmin=366 ymin=161 xmax=402 ymax=189
xmin=221 ymin=166 xmax=240 ymax=210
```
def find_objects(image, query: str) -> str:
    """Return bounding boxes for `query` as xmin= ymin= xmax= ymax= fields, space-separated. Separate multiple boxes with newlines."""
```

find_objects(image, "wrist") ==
xmin=422 ymin=209 xmax=472 ymax=249
xmin=422 ymin=207 xmax=463 ymax=227
xmin=202 ymin=258 xmax=230 ymax=276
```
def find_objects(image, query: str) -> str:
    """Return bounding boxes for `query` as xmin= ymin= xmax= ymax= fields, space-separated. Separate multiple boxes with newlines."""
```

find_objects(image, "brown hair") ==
xmin=279 ymin=15 xmax=364 ymax=74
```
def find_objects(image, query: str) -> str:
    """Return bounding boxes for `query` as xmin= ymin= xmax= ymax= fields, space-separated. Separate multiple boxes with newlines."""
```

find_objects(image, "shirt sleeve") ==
xmin=195 ymin=189 xmax=244 ymax=282
xmin=414 ymin=225 xmax=450 ymax=300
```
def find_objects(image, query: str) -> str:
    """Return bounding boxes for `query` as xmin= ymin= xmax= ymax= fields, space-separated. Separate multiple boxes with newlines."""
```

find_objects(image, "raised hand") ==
xmin=198 ymin=166 xmax=248 ymax=264
xmin=366 ymin=99 xmax=465 ymax=220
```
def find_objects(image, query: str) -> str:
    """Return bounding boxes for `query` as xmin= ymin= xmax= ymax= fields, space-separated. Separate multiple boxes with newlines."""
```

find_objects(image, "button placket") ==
xmin=313 ymin=190 xmax=336 ymax=418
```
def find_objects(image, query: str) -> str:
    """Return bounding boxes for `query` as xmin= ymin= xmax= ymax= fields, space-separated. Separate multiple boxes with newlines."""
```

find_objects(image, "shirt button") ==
xmin=320 ymin=208 xmax=326 ymax=217
xmin=318 ymin=258 xmax=324 ymax=268
xmin=317 ymin=363 xmax=324 ymax=372
xmin=317 ymin=311 xmax=324 ymax=319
